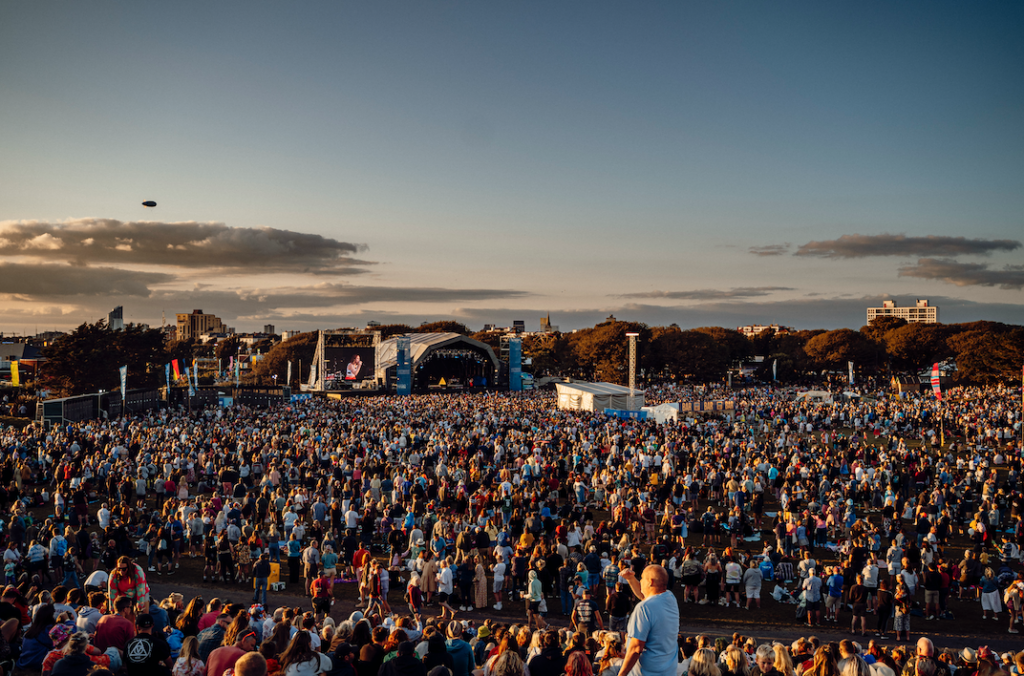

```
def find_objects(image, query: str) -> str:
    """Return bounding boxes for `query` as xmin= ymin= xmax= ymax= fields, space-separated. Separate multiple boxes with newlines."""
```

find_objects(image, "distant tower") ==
xmin=108 ymin=306 xmax=125 ymax=331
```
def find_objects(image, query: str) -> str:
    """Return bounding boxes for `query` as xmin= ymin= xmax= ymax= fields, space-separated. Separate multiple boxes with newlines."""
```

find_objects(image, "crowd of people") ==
xmin=0 ymin=381 xmax=1018 ymax=676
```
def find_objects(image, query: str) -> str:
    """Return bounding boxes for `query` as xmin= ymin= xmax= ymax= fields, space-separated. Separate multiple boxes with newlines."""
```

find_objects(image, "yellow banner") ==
xmin=10 ymin=362 xmax=18 ymax=387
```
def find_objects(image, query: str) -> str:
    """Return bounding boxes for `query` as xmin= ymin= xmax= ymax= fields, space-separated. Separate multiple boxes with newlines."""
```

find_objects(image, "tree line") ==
xmin=33 ymin=316 xmax=1024 ymax=398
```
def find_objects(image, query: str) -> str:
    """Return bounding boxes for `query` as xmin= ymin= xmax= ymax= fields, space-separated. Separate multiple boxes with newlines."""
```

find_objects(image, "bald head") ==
xmin=916 ymin=637 xmax=934 ymax=657
xmin=642 ymin=564 xmax=669 ymax=591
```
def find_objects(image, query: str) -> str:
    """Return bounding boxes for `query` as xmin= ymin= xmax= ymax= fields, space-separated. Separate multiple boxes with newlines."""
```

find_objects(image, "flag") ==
xmin=119 ymin=365 xmax=127 ymax=400
xmin=931 ymin=362 xmax=942 ymax=401
xmin=10 ymin=362 xmax=18 ymax=387
xmin=848 ymin=361 xmax=854 ymax=385
xmin=287 ymin=360 xmax=292 ymax=386
xmin=187 ymin=366 xmax=195 ymax=397
xmin=172 ymin=359 xmax=180 ymax=379
xmin=165 ymin=363 xmax=171 ymax=389
xmin=772 ymin=359 xmax=777 ymax=381
xmin=192 ymin=360 xmax=198 ymax=388
xmin=234 ymin=358 xmax=240 ymax=385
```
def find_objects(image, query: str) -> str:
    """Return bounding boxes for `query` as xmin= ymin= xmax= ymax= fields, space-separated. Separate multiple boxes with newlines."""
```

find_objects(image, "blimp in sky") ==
xmin=142 ymin=200 xmax=157 ymax=207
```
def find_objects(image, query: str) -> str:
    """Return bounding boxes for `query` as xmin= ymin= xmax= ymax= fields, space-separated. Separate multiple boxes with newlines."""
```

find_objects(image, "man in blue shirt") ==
xmin=825 ymin=566 xmax=844 ymax=622
xmin=618 ymin=564 xmax=679 ymax=676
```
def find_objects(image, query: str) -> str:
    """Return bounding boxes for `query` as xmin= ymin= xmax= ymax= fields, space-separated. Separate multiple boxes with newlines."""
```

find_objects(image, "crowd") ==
xmin=0 ymin=381 xmax=1018 ymax=676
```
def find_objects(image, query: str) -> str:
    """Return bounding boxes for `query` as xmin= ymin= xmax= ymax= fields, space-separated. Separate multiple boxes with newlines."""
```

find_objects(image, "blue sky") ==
xmin=2 ymin=2 xmax=1023 ymax=334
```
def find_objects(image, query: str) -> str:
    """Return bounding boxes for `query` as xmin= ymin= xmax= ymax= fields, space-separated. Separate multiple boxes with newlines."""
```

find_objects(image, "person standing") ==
xmin=437 ymin=558 xmax=458 ymax=620
xmin=617 ymin=564 xmax=679 ymax=676
xmin=801 ymin=567 xmax=823 ymax=627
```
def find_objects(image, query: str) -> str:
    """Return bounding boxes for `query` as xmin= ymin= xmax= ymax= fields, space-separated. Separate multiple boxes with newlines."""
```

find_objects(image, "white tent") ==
xmin=641 ymin=403 xmax=679 ymax=424
xmin=555 ymin=381 xmax=644 ymax=412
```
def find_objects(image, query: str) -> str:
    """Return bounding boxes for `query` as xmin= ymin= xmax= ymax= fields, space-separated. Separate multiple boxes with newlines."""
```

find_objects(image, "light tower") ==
xmin=626 ymin=332 xmax=639 ymax=410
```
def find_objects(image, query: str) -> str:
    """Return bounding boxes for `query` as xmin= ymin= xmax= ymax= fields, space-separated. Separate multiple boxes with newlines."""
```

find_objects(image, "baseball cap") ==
xmin=136 ymin=613 xmax=154 ymax=629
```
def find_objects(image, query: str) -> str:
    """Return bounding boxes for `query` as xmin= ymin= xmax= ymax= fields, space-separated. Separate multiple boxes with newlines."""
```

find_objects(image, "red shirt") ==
xmin=206 ymin=645 xmax=245 ymax=676
xmin=93 ymin=614 xmax=135 ymax=652
xmin=197 ymin=610 xmax=220 ymax=632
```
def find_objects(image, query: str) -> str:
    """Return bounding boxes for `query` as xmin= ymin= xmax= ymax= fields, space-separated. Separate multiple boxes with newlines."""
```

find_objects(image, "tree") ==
xmin=253 ymin=332 xmax=319 ymax=385
xmin=40 ymin=321 xmax=166 ymax=397
xmin=691 ymin=327 xmax=752 ymax=363
xmin=803 ymin=329 xmax=874 ymax=371
xmin=948 ymin=327 xmax=1024 ymax=385
xmin=566 ymin=319 xmax=649 ymax=384
xmin=417 ymin=321 xmax=471 ymax=335
xmin=373 ymin=324 xmax=416 ymax=339
xmin=215 ymin=335 xmax=243 ymax=360
xmin=650 ymin=327 xmax=728 ymax=382
xmin=521 ymin=333 xmax=573 ymax=376
xmin=883 ymin=323 xmax=951 ymax=372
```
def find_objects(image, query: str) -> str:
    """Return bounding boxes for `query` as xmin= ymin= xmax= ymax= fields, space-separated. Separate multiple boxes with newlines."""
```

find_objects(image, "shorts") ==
xmin=313 ymin=596 xmax=330 ymax=613
xmin=745 ymin=586 xmax=760 ymax=599
xmin=893 ymin=613 xmax=910 ymax=631
xmin=852 ymin=603 xmax=867 ymax=616
xmin=324 ymin=568 xmax=337 ymax=579
xmin=981 ymin=590 xmax=1001 ymax=612
xmin=493 ymin=579 xmax=504 ymax=593
xmin=924 ymin=590 xmax=939 ymax=605
xmin=528 ymin=601 xmax=540 ymax=613
xmin=725 ymin=583 xmax=740 ymax=593
xmin=805 ymin=600 xmax=820 ymax=611
xmin=438 ymin=592 xmax=450 ymax=604
xmin=682 ymin=574 xmax=702 ymax=586
xmin=825 ymin=596 xmax=840 ymax=609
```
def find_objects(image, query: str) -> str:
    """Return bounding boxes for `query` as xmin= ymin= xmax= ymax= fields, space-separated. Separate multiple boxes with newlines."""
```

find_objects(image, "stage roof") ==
xmin=376 ymin=332 xmax=501 ymax=377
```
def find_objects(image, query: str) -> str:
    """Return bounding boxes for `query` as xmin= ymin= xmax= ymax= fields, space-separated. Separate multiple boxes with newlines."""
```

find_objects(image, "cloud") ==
xmin=898 ymin=258 xmax=1024 ymax=290
xmin=618 ymin=287 xmax=794 ymax=300
xmin=749 ymin=244 xmax=790 ymax=256
xmin=449 ymin=295 xmax=1024 ymax=332
xmin=794 ymin=234 xmax=1021 ymax=259
xmin=138 ymin=283 xmax=530 ymax=319
xmin=0 ymin=218 xmax=371 ymax=274
xmin=0 ymin=263 xmax=173 ymax=298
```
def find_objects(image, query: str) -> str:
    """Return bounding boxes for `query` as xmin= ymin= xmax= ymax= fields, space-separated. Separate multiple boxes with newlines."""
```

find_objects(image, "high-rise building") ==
xmin=176 ymin=309 xmax=229 ymax=341
xmin=263 ymin=324 xmax=276 ymax=335
xmin=108 ymin=306 xmax=124 ymax=331
xmin=866 ymin=299 xmax=938 ymax=325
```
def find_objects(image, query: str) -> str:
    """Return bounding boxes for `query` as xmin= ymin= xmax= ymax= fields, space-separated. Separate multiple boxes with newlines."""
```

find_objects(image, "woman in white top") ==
xmin=280 ymin=631 xmax=332 ymax=676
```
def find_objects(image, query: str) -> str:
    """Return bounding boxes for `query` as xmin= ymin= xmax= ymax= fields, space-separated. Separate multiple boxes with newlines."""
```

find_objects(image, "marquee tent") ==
xmin=555 ymin=381 xmax=644 ymax=412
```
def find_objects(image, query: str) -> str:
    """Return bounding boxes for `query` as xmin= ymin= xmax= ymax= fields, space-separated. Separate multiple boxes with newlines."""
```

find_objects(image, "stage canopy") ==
xmin=555 ymin=381 xmax=645 ymax=412
xmin=377 ymin=333 xmax=501 ymax=390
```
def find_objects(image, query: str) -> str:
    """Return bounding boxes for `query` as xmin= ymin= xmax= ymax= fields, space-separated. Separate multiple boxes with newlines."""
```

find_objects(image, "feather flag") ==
xmin=931 ymin=363 xmax=942 ymax=401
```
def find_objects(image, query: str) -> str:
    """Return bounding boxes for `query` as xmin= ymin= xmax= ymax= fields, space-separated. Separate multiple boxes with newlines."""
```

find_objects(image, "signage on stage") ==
xmin=396 ymin=337 xmax=412 ymax=396
xmin=509 ymin=337 xmax=522 ymax=391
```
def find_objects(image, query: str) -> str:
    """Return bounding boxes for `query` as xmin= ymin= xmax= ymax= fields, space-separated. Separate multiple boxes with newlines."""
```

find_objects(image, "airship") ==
xmin=142 ymin=200 xmax=157 ymax=207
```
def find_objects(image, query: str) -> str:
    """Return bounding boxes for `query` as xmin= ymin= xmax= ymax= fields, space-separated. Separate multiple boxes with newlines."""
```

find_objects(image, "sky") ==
xmin=2 ymin=2 xmax=1023 ymax=335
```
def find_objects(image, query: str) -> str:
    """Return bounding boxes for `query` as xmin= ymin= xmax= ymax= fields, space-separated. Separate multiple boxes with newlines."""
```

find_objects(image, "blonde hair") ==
xmin=726 ymin=646 xmax=750 ymax=675
xmin=774 ymin=644 xmax=795 ymax=676
xmin=690 ymin=648 xmax=723 ymax=676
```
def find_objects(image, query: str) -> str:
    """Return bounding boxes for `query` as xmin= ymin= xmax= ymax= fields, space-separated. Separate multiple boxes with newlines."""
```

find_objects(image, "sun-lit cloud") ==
xmin=898 ymin=258 xmax=1024 ymax=290
xmin=618 ymin=287 xmax=794 ymax=300
xmin=0 ymin=263 xmax=173 ymax=298
xmin=794 ymin=234 xmax=1021 ymax=259
xmin=748 ymin=244 xmax=790 ymax=256
xmin=0 ymin=218 xmax=372 ymax=274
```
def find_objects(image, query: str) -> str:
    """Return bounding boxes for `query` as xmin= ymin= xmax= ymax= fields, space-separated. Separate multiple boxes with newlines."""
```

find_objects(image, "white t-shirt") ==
xmin=493 ymin=562 xmax=506 ymax=582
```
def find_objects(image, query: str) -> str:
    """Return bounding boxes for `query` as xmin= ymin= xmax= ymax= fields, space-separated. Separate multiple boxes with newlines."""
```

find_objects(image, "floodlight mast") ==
xmin=626 ymin=332 xmax=639 ymax=410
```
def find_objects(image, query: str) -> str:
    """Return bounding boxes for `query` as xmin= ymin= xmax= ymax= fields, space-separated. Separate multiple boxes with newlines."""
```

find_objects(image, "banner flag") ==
xmin=119 ymin=365 xmax=127 ymax=400
xmin=772 ymin=359 xmax=777 ymax=381
xmin=188 ymin=366 xmax=195 ymax=396
xmin=172 ymin=359 xmax=180 ymax=379
xmin=931 ymin=363 xmax=942 ymax=401
xmin=287 ymin=360 xmax=292 ymax=386
xmin=10 ymin=362 xmax=18 ymax=387
xmin=165 ymin=363 xmax=171 ymax=389
xmin=848 ymin=361 xmax=854 ymax=385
